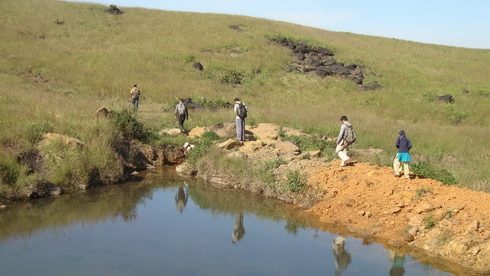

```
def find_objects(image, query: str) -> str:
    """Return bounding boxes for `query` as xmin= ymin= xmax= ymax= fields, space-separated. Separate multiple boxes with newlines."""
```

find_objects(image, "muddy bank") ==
xmin=177 ymin=122 xmax=490 ymax=275
xmin=1 ymin=133 xmax=186 ymax=204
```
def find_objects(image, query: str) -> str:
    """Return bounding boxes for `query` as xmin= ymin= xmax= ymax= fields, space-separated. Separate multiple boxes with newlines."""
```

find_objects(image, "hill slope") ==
xmin=0 ymin=0 xmax=489 ymax=188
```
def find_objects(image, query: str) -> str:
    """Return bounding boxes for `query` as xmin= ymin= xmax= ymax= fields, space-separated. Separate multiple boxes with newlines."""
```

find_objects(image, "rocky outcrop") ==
xmin=271 ymin=37 xmax=366 ymax=86
xmin=105 ymin=5 xmax=123 ymax=15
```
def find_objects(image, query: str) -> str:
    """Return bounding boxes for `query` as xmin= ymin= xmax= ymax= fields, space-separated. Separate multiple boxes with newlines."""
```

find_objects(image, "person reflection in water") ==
xmin=332 ymin=236 xmax=351 ymax=276
xmin=388 ymin=250 xmax=406 ymax=276
xmin=232 ymin=213 xmax=245 ymax=244
xmin=175 ymin=183 xmax=189 ymax=213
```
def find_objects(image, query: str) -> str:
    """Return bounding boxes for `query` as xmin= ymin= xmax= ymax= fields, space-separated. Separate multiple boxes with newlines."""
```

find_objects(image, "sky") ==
xmin=71 ymin=0 xmax=490 ymax=49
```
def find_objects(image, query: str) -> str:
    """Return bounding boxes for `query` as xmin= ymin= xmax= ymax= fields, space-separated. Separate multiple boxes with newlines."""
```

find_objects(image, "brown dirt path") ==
xmin=307 ymin=162 xmax=490 ymax=274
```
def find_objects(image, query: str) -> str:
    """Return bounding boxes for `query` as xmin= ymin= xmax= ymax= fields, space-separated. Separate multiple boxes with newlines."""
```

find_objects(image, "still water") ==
xmin=0 ymin=170 xmax=452 ymax=276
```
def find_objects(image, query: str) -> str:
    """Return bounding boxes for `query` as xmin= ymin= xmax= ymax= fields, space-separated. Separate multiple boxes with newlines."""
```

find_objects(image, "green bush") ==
xmin=286 ymin=170 xmax=306 ymax=193
xmin=0 ymin=155 xmax=22 ymax=185
xmin=25 ymin=121 xmax=54 ymax=144
xmin=221 ymin=69 xmax=245 ymax=85
xmin=259 ymin=158 xmax=286 ymax=184
xmin=112 ymin=110 xmax=152 ymax=142
xmin=186 ymin=135 xmax=216 ymax=164
xmin=411 ymin=162 xmax=457 ymax=185
xmin=201 ymin=131 xmax=220 ymax=141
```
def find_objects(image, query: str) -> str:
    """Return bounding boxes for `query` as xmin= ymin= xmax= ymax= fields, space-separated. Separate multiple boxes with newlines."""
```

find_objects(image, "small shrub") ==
xmin=183 ymin=54 xmax=196 ymax=63
xmin=25 ymin=121 xmax=54 ymax=144
xmin=112 ymin=110 xmax=152 ymax=142
xmin=221 ymin=69 xmax=245 ymax=85
xmin=414 ymin=187 xmax=432 ymax=200
xmin=423 ymin=214 xmax=436 ymax=229
xmin=0 ymin=155 xmax=22 ymax=185
xmin=259 ymin=158 xmax=286 ymax=184
xmin=286 ymin=170 xmax=306 ymax=193
xmin=411 ymin=162 xmax=457 ymax=185
xmin=201 ymin=131 xmax=220 ymax=141
xmin=186 ymin=136 xmax=215 ymax=164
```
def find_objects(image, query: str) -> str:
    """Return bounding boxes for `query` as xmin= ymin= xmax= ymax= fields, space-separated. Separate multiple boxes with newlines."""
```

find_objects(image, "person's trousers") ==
xmin=235 ymin=118 xmax=245 ymax=141
xmin=393 ymin=155 xmax=410 ymax=177
xmin=335 ymin=144 xmax=350 ymax=163
xmin=132 ymin=99 xmax=139 ymax=111
xmin=178 ymin=115 xmax=186 ymax=132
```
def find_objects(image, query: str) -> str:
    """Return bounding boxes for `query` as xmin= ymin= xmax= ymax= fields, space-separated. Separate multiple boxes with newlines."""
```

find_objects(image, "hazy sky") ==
xmin=70 ymin=0 xmax=490 ymax=49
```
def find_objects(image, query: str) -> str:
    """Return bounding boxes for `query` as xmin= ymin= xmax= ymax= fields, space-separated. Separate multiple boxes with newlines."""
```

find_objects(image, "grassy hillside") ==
xmin=0 ymin=0 xmax=489 ymax=189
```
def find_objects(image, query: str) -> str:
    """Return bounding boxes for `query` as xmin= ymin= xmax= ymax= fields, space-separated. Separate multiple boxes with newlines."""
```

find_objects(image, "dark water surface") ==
xmin=0 ymin=170 xmax=452 ymax=276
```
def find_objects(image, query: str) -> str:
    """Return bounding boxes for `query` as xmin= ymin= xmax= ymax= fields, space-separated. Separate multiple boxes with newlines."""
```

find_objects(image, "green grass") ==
xmin=0 ymin=0 xmax=489 ymax=190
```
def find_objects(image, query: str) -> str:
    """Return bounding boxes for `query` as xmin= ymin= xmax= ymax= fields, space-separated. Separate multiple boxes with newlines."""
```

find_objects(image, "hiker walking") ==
xmin=233 ymin=98 xmax=247 ymax=141
xmin=336 ymin=116 xmax=356 ymax=167
xmin=130 ymin=84 xmax=141 ymax=111
xmin=175 ymin=99 xmax=189 ymax=133
xmin=394 ymin=130 xmax=412 ymax=179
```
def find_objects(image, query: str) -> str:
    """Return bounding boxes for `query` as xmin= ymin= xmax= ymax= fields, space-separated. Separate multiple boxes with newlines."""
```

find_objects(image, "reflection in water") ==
xmin=175 ymin=183 xmax=189 ymax=213
xmin=389 ymin=250 xmax=406 ymax=276
xmin=332 ymin=236 xmax=352 ymax=276
xmin=0 ymin=170 xmax=460 ymax=275
xmin=232 ymin=213 xmax=245 ymax=244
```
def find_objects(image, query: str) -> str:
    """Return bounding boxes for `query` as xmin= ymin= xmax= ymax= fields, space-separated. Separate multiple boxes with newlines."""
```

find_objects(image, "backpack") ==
xmin=237 ymin=103 xmax=247 ymax=119
xmin=176 ymin=102 xmax=186 ymax=116
xmin=344 ymin=125 xmax=356 ymax=144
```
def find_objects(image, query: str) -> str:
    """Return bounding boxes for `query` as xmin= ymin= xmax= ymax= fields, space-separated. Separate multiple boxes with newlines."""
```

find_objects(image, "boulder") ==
xmin=38 ymin=133 xmax=86 ymax=149
xmin=229 ymin=25 xmax=243 ymax=31
xmin=248 ymin=123 xmax=280 ymax=140
xmin=359 ymin=81 xmax=382 ymax=91
xmin=437 ymin=94 xmax=454 ymax=103
xmin=106 ymin=4 xmax=123 ymax=15
xmin=309 ymin=150 xmax=321 ymax=158
xmin=159 ymin=128 xmax=182 ymax=136
xmin=274 ymin=141 xmax=300 ymax=156
xmin=218 ymin=139 xmax=243 ymax=150
xmin=188 ymin=127 xmax=208 ymax=138
xmin=95 ymin=106 xmax=112 ymax=118
xmin=176 ymin=162 xmax=197 ymax=176
xmin=192 ymin=62 xmax=204 ymax=71
xmin=211 ymin=123 xmax=236 ymax=138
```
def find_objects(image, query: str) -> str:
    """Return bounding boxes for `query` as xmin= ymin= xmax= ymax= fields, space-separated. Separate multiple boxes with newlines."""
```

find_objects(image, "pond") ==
xmin=0 ymin=169 xmax=452 ymax=275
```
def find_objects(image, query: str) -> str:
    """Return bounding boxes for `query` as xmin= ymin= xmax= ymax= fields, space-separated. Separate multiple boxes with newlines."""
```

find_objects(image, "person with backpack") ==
xmin=394 ymin=130 xmax=412 ymax=179
xmin=130 ymin=84 xmax=141 ymax=111
xmin=233 ymin=97 xmax=247 ymax=141
xmin=175 ymin=98 xmax=189 ymax=133
xmin=336 ymin=115 xmax=356 ymax=167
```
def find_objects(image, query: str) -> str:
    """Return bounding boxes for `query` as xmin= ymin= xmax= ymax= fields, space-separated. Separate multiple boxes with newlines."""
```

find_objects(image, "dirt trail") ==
xmin=307 ymin=162 xmax=490 ymax=274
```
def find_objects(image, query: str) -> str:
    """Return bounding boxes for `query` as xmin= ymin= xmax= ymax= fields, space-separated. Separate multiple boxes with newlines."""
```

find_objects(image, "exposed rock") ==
xmin=192 ymin=62 xmax=204 ymax=71
xmin=389 ymin=207 xmax=402 ymax=214
xmin=469 ymin=246 xmax=481 ymax=256
xmin=271 ymin=37 xmax=373 ymax=86
xmin=462 ymin=88 xmax=470 ymax=94
xmin=0 ymin=205 xmax=6 ymax=209
xmin=105 ymin=4 xmax=123 ymax=15
xmin=38 ymin=133 xmax=86 ymax=149
xmin=281 ymin=127 xmax=306 ymax=137
xmin=176 ymin=162 xmax=197 ymax=177
xmin=365 ymin=211 xmax=372 ymax=218
xmin=466 ymin=220 xmax=480 ymax=233
xmin=188 ymin=127 xmax=208 ymax=138
xmin=248 ymin=123 xmax=280 ymax=140
xmin=229 ymin=24 xmax=243 ymax=31
xmin=359 ymin=81 xmax=383 ymax=91
xmin=218 ymin=139 xmax=243 ymax=150
xmin=415 ymin=202 xmax=435 ymax=214
xmin=17 ymin=149 xmax=43 ymax=174
xmin=274 ymin=141 xmax=300 ymax=156
xmin=437 ymin=94 xmax=455 ymax=103
xmin=95 ymin=106 xmax=113 ymax=118
xmin=408 ymin=227 xmax=418 ymax=236
xmin=359 ymin=211 xmax=366 ymax=216
xmin=210 ymin=123 xmax=236 ymax=139
xmin=54 ymin=19 xmax=64 ymax=25
xmin=27 ymin=181 xmax=62 ymax=199
xmin=159 ymin=128 xmax=182 ymax=136
xmin=404 ymin=233 xmax=415 ymax=242
xmin=309 ymin=150 xmax=321 ymax=158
